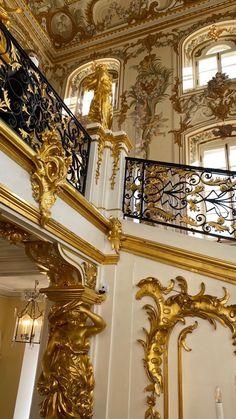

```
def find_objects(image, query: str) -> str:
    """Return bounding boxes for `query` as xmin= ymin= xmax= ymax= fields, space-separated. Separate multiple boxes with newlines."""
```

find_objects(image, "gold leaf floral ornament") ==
xmin=31 ymin=128 xmax=72 ymax=226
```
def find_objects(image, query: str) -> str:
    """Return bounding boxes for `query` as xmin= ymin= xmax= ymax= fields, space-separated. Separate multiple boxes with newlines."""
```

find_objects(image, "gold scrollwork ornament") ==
xmin=31 ymin=129 xmax=72 ymax=226
xmin=136 ymin=276 xmax=236 ymax=419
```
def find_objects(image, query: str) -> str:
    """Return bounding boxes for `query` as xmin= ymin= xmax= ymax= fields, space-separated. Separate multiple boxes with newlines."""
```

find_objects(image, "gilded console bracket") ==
xmin=25 ymin=241 xmax=106 ymax=419
xmin=107 ymin=217 xmax=122 ymax=253
xmin=30 ymin=128 xmax=72 ymax=226
xmin=136 ymin=276 xmax=236 ymax=419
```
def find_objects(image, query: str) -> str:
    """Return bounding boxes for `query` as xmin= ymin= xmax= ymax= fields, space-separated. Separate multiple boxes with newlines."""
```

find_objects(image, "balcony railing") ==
xmin=0 ymin=21 xmax=90 ymax=195
xmin=123 ymin=157 xmax=236 ymax=241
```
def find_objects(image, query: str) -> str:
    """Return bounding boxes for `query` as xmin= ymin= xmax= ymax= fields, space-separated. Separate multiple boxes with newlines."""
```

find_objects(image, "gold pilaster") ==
xmin=25 ymin=241 xmax=106 ymax=419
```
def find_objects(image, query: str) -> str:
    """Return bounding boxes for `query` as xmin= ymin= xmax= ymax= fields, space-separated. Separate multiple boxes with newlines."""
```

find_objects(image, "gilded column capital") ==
xmin=30 ymin=128 xmax=72 ymax=226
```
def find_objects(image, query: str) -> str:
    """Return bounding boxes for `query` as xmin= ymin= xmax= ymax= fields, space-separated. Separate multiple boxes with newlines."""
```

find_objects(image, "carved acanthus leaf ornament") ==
xmin=31 ymin=128 xmax=72 ymax=226
xmin=136 ymin=276 xmax=236 ymax=419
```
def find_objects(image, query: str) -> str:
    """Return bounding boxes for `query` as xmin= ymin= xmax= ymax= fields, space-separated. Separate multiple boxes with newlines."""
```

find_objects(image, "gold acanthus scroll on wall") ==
xmin=30 ymin=128 xmax=72 ymax=226
xmin=25 ymin=241 xmax=106 ymax=419
xmin=136 ymin=276 xmax=236 ymax=419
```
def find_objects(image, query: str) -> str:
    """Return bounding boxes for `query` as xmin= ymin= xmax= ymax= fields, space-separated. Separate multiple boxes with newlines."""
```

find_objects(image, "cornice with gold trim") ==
xmin=121 ymin=233 xmax=236 ymax=285
xmin=0 ymin=184 xmax=235 ymax=281
xmin=0 ymin=122 xmax=110 ymax=234
xmin=0 ymin=184 xmax=118 ymax=265
xmin=51 ymin=0 xmax=235 ymax=63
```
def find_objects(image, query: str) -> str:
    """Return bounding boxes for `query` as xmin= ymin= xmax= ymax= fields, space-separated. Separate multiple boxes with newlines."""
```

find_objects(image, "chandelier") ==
xmin=13 ymin=280 xmax=44 ymax=344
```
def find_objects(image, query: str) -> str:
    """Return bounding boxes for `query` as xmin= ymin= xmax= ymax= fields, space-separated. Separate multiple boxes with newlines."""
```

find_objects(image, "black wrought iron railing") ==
xmin=0 ymin=22 xmax=91 ymax=195
xmin=123 ymin=157 xmax=236 ymax=241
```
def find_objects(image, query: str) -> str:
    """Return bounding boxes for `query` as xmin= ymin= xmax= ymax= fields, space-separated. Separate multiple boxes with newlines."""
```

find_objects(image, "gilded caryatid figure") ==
xmin=38 ymin=300 xmax=106 ymax=419
xmin=84 ymin=63 xmax=113 ymax=130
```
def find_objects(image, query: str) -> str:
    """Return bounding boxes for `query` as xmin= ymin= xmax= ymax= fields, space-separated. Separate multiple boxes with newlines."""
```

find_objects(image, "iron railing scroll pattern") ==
xmin=123 ymin=157 xmax=236 ymax=241
xmin=0 ymin=21 xmax=91 ymax=195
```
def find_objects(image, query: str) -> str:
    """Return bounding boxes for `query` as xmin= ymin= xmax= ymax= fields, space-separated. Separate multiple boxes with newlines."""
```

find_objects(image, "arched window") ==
xmin=186 ymin=125 xmax=236 ymax=169
xmin=64 ymin=58 xmax=120 ymax=119
xmin=182 ymin=22 xmax=236 ymax=92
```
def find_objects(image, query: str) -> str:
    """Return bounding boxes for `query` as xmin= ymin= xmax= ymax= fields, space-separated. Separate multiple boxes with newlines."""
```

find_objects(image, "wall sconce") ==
xmin=13 ymin=280 xmax=44 ymax=345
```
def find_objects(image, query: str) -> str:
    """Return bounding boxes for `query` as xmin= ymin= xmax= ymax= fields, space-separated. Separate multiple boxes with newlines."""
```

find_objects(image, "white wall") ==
xmin=93 ymin=251 xmax=236 ymax=419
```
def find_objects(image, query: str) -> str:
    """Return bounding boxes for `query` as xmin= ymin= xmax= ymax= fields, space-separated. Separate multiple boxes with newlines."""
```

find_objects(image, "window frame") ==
xmin=194 ymin=42 xmax=236 ymax=88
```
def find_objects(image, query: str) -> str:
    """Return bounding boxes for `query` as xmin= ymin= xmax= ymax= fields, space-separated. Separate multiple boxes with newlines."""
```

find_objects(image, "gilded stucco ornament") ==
xmin=170 ymin=72 xmax=236 ymax=146
xmin=107 ymin=217 xmax=122 ymax=254
xmin=31 ymin=128 xmax=72 ymax=226
xmin=110 ymin=139 xmax=122 ymax=190
xmin=0 ymin=221 xmax=30 ymax=244
xmin=136 ymin=276 xmax=236 ymax=419
xmin=25 ymin=241 xmax=106 ymax=419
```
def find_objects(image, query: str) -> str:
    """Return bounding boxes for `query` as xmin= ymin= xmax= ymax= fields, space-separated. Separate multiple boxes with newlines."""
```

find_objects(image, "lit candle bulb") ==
xmin=215 ymin=387 xmax=224 ymax=419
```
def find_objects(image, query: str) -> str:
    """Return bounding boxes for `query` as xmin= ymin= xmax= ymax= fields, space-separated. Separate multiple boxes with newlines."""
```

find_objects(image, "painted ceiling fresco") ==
xmin=25 ymin=0 xmax=201 ymax=48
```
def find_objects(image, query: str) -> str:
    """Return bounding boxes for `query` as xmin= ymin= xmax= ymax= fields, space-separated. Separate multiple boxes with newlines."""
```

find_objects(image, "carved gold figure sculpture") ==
xmin=0 ymin=0 xmax=21 ymax=28
xmin=38 ymin=300 xmax=106 ymax=419
xmin=84 ymin=63 xmax=113 ymax=129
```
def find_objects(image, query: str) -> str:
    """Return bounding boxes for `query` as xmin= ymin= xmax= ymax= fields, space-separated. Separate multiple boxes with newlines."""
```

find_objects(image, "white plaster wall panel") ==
xmin=0 ymin=151 xmax=35 ymax=206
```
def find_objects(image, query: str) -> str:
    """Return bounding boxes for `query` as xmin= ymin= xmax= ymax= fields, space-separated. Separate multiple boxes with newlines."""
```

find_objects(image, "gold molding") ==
xmin=136 ymin=276 xmax=236 ymax=418
xmin=1 ymin=183 xmax=235 ymax=278
xmin=0 ymin=184 xmax=119 ymax=265
xmin=107 ymin=217 xmax=122 ymax=254
xmin=0 ymin=121 xmax=110 ymax=234
xmin=1 ymin=182 xmax=235 ymax=279
xmin=178 ymin=322 xmax=198 ymax=419
xmin=121 ymin=233 xmax=236 ymax=284
xmin=50 ymin=0 xmax=235 ymax=62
